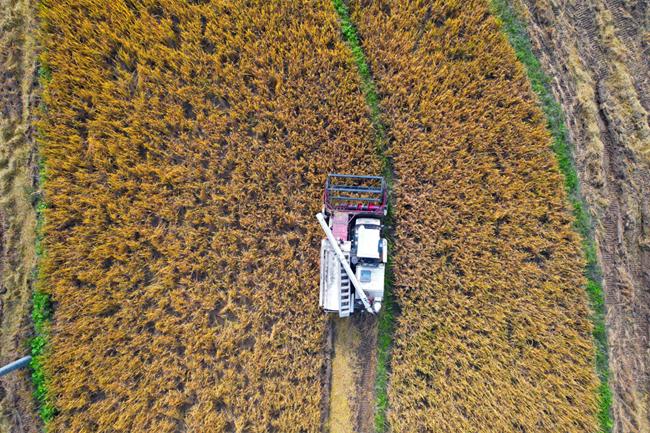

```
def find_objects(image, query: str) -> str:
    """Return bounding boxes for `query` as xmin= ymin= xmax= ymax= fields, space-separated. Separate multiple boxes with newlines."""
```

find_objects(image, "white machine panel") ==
xmin=355 ymin=264 xmax=385 ymax=300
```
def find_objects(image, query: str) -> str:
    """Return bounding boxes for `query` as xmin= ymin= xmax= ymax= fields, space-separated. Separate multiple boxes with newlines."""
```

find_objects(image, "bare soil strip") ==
xmin=328 ymin=316 xmax=377 ymax=433
xmin=328 ymin=319 xmax=359 ymax=433
xmin=515 ymin=1 xmax=650 ymax=431
xmin=0 ymin=0 xmax=40 ymax=431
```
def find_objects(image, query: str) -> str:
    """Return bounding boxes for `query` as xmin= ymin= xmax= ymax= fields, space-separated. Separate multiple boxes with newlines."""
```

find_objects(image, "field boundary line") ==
xmin=489 ymin=1 xmax=613 ymax=431
xmin=29 ymin=58 xmax=56 ymax=426
xmin=331 ymin=1 xmax=395 ymax=431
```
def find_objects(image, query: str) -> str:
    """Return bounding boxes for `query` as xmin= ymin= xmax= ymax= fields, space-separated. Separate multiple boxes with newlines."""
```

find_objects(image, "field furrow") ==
xmin=38 ymin=0 xmax=380 ymax=431
xmin=349 ymin=0 xmax=601 ymax=431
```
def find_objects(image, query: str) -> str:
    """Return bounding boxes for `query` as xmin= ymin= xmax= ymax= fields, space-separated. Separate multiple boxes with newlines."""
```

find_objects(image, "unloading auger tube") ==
xmin=0 ymin=355 xmax=31 ymax=377
xmin=316 ymin=212 xmax=375 ymax=314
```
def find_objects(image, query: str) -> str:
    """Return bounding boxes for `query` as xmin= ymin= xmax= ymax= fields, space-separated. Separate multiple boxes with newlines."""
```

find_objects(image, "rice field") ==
xmin=15 ymin=0 xmax=606 ymax=431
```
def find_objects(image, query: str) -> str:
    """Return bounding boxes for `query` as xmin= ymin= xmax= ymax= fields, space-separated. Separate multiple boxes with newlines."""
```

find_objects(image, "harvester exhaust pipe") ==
xmin=316 ymin=212 xmax=375 ymax=314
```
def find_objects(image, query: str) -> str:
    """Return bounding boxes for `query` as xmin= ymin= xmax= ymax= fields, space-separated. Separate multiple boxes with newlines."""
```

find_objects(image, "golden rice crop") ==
xmin=38 ymin=0 xmax=380 ymax=431
xmin=349 ymin=0 xmax=600 ymax=431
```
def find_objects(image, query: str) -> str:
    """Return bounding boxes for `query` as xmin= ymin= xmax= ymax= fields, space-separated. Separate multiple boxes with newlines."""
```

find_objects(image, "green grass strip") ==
xmin=331 ymin=0 xmax=395 ymax=431
xmin=489 ymin=1 xmax=613 ymax=431
xmin=30 ymin=62 xmax=56 ymax=427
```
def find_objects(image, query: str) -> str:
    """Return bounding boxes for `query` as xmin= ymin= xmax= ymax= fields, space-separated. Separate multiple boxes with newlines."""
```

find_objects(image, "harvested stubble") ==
xmin=38 ymin=0 xmax=380 ymax=431
xmin=349 ymin=0 xmax=600 ymax=431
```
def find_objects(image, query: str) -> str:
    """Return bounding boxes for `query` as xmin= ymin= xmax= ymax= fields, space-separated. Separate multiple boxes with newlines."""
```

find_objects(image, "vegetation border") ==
xmin=30 ymin=58 xmax=56 ymax=426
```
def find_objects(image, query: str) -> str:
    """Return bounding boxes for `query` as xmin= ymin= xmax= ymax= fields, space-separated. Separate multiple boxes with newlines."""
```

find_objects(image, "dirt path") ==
xmin=327 ymin=316 xmax=378 ymax=433
xmin=514 ymin=1 xmax=650 ymax=431
xmin=0 ymin=0 xmax=40 ymax=431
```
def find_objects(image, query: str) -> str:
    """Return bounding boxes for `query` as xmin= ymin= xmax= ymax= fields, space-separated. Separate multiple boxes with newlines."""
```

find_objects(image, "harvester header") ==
xmin=323 ymin=174 xmax=387 ymax=216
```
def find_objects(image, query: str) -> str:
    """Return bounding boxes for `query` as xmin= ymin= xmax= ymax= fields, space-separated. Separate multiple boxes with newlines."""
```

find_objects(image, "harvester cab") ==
xmin=317 ymin=174 xmax=388 ymax=317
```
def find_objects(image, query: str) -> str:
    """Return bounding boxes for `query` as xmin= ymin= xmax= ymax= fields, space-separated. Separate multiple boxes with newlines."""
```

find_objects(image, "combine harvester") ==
xmin=317 ymin=174 xmax=388 ymax=317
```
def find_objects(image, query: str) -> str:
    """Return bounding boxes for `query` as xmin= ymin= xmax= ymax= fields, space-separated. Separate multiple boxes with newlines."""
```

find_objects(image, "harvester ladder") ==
xmin=339 ymin=253 xmax=352 ymax=317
